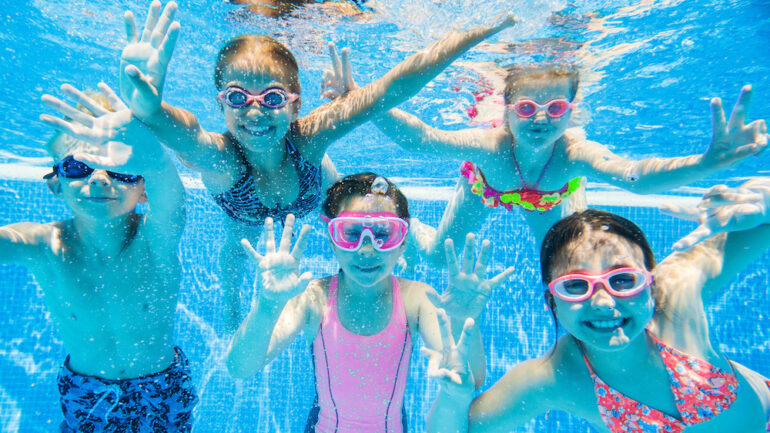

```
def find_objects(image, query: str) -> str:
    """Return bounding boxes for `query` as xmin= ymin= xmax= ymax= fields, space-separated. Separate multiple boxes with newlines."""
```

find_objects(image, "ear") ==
xmin=137 ymin=181 xmax=148 ymax=204
xmin=543 ymin=289 xmax=556 ymax=312
xmin=46 ymin=176 xmax=62 ymax=196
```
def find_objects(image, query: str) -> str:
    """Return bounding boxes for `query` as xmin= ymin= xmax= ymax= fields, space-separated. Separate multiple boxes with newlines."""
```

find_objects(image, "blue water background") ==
xmin=1 ymin=0 xmax=769 ymax=431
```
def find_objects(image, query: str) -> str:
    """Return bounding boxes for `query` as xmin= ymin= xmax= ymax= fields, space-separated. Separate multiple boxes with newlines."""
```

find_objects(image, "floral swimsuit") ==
xmin=578 ymin=334 xmax=739 ymax=433
xmin=460 ymin=143 xmax=581 ymax=212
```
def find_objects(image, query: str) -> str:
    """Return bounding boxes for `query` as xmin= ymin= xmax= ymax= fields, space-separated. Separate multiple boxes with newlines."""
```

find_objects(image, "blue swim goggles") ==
xmin=45 ymin=155 xmax=143 ymax=184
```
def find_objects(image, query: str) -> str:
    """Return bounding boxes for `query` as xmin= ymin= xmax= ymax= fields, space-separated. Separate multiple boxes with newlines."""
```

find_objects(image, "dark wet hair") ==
xmin=539 ymin=209 xmax=656 ymax=351
xmin=540 ymin=209 xmax=656 ymax=285
xmin=321 ymin=173 xmax=409 ymax=220
xmin=213 ymin=34 xmax=301 ymax=96
xmin=503 ymin=63 xmax=580 ymax=105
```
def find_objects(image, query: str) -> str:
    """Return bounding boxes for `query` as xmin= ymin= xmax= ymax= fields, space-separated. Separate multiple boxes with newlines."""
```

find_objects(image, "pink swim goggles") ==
xmin=508 ymin=98 xmax=574 ymax=118
xmin=548 ymin=267 xmax=652 ymax=302
xmin=322 ymin=211 xmax=409 ymax=251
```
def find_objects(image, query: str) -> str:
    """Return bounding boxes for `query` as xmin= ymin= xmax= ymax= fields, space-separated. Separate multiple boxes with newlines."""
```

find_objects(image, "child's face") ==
xmin=506 ymin=77 xmax=573 ymax=145
xmin=220 ymin=67 xmax=298 ymax=153
xmin=53 ymin=167 xmax=145 ymax=220
xmin=548 ymin=231 xmax=655 ymax=351
xmin=330 ymin=195 xmax=406 ymax=289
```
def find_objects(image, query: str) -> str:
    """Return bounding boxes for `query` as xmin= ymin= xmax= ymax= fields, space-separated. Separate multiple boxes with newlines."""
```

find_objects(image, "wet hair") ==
xmin=540 ymin=209 xmax=656 ymax=285
xmin=213 ymin=34 xmax=301 ymax=95
xmin=321 ymin=173 xmax=409 ymax=220
xmin=503 ymin=63 xmax=580 ymax=105
xmin=539 ymin=209 xmax=656 ymax=352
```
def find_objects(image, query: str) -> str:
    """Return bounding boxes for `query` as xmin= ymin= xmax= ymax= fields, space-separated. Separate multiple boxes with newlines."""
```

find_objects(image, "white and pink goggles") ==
xmin=322 ymin=211 xmax=409 ymax=251
xmin=548 ymin=267 xmax=652 ymax=302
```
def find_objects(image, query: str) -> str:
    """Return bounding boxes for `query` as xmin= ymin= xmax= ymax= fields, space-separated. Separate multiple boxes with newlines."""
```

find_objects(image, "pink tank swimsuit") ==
xmin=310 ymin=276 xmax=413 ymax=433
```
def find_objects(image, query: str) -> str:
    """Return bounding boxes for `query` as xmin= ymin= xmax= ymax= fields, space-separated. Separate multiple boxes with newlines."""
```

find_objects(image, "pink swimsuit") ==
xmin=310 ymin=276 xmax=412 ymax=433
xmin=578 ymin=334 xmax=739 ymax=433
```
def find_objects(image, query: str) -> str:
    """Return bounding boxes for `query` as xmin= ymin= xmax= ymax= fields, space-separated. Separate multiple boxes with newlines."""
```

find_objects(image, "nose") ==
xmin=532 ymin=109 xmax=548 ymax=123
xmin=357 ymin=235 xmax=377 ymax=255
xmin=589 ymin=283 xmax=616 ymax=310
xmin=88 ymin=170 xmax=111 ymax=187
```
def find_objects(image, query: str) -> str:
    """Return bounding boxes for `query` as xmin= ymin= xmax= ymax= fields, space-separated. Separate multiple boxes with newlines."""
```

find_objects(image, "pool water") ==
xmin=1 ymin=0 xmax=769 ymax=432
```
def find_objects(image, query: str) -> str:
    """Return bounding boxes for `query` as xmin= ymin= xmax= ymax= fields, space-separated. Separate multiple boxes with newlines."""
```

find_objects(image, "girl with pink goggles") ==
xmin=322 ymin=211 xmax=409 ymax=251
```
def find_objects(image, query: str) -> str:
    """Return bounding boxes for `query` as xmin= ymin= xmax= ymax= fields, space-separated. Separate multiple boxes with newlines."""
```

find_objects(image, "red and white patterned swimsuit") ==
xmin=578 ymin=334 xmax=739 ymax=433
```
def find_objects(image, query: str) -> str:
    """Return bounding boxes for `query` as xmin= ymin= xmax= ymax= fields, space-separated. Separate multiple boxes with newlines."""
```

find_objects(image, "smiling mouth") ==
xmin=240 ymin=124 xmax=273 ymax=137
xmin=355 ymin=264 xmax=381 ymax=273
xmin=584 ymin=317 xmax=629 ymax=332
xmin=84 ymin=197 xmax=116 ymax=202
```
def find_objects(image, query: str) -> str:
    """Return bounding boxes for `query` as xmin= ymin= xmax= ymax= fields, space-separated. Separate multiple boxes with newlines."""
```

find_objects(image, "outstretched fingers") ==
xmin=278 ymin=214 xmax=296 ymax=252
xmin=97 ymin=82 xmax=128 ymax=112
xmin=124 ymin=11 xmax=138 ymax=43
xmin=328 ymin=42 xmax=343 ymax=84
xmin=444 ymin=238 xmax=460 ymax=279
xmin=340 ymin=47 xmax=352 ymax=88
xmin=150 ymin=1 xmax=177 ymax=48
xmin=140 ymin=1 xmax=162 ymax=43
xmin=158 ymin=21 xmax=181 ymax=66
xmin=39 ymin=114 xmax=79 ymax=136
xmin=241 ymin=238 xmax=264 ymax=262
xmin=658 ymin=203 xmax=700 ymax=222
xmin=473 ymin=239 xmax=491 ymax=279
xmin=41 ymin=94 xmax=94 ymax=127
xmin=488 ymin=266 xmax=516 ymax=290
xmin=264 ymin=217 xmax=276 ymax=253
xmin=60 ymin=84 xmax=109 ymax=116
xmin=727 ymin=84 xmax=752 ymax=131
xmin=461 ymin=233 xmax=476 ymax=274
xmin=291 ymin=224 xmax=312 ymax=262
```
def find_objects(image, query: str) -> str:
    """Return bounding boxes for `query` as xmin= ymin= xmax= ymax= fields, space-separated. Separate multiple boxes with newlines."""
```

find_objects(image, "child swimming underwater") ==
xmin=323 ymin=60 xmax=768 ymax=263
xmin=118 ymin=0 xmax=515 ymax=330
xmin=0 ymin=84 xmax=195 ymax=431
xmin=226 ymin=173 xmax=514 ymax=432
xmin=425 ymin=180 xmax=770 ymax=432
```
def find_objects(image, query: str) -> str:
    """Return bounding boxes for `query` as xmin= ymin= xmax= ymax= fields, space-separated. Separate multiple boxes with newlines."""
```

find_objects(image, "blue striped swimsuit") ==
xmin=213 ymin=137 xmax=322 ymax=226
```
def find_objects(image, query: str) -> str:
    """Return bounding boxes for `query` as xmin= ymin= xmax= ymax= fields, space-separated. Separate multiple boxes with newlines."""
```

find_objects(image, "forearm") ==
xmin=620 ymin=154 xmax=714 ymax=193
xmin=142 ymin=149 xmax=186 ymax=233
xmin=226 ymin=296 xmax=287 ymax=378
xmin=299 ymin=20 xmax=512 ymax=140
xmin=427 ymin=389 xmax=473 ymax=433
xmin=372 ymin=109 xmax=484 ymax=159
xmin=142 ymin=102 xmax=222 ymax=170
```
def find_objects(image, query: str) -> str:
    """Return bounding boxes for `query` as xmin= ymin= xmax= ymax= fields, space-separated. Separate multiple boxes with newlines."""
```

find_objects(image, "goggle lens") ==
xmin=53 ymin=156 xmax=143 ymax=184
xmin=261 ymin=89 xmax=288 ymax=108
xmin=549 ymin=268 xmax=651 ymax=302
xmin=327 ymin=214 xmax=408 ymax=251
xmin=225 ymin=89 xmax=249 ymax=107
xmin=220 ymin=87 xmax=294 ymax=109
xmin=512 ymin=99 xmax=572 ymax=118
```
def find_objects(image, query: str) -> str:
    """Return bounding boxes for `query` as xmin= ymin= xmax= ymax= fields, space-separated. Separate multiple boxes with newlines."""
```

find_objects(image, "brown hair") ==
xmin=322 ymin=173 xmax=410 ymax=220
xmin=213 ymin=34 xmax=301 ymax=109
xmin=503 ymin=63 xmax=580 ymax=104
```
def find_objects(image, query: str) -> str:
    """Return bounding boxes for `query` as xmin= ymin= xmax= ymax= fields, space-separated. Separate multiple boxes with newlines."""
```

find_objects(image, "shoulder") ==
xmin=395 ymin=277 xmax=435 ymax=306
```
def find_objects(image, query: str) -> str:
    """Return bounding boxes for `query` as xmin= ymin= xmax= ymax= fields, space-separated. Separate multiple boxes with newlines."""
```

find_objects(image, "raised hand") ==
xmin=702 ymin=85 xmax=768 ymax=169
xmin=428 ymin=233 xmax=515 ymax=321
xmin=320 ymin=42 xmax=357 ymax=100
xmin=120 ymin=1 xmax=180 ymax=120
xmin=420 ymin=309 xmax=476 ymax=394
xmin=241 ymin=215 xmax=313 ymax=304
xmin=660 ymin=179 xmax=770 ymax=250
xmin=40 ymin=82 xmax=162 ymax=174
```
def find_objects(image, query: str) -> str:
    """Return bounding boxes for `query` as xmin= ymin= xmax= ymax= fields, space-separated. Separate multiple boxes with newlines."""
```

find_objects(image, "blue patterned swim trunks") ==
xmin=57 ymin=347 xmax=198 ymax=433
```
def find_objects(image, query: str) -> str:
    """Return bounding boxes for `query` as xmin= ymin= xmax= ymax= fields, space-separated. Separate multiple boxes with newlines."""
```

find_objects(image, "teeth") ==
xmin=243 ymin=125 xmax=271 ymax=136
xmin=589 ymin=318 xmax=624 ymax=329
